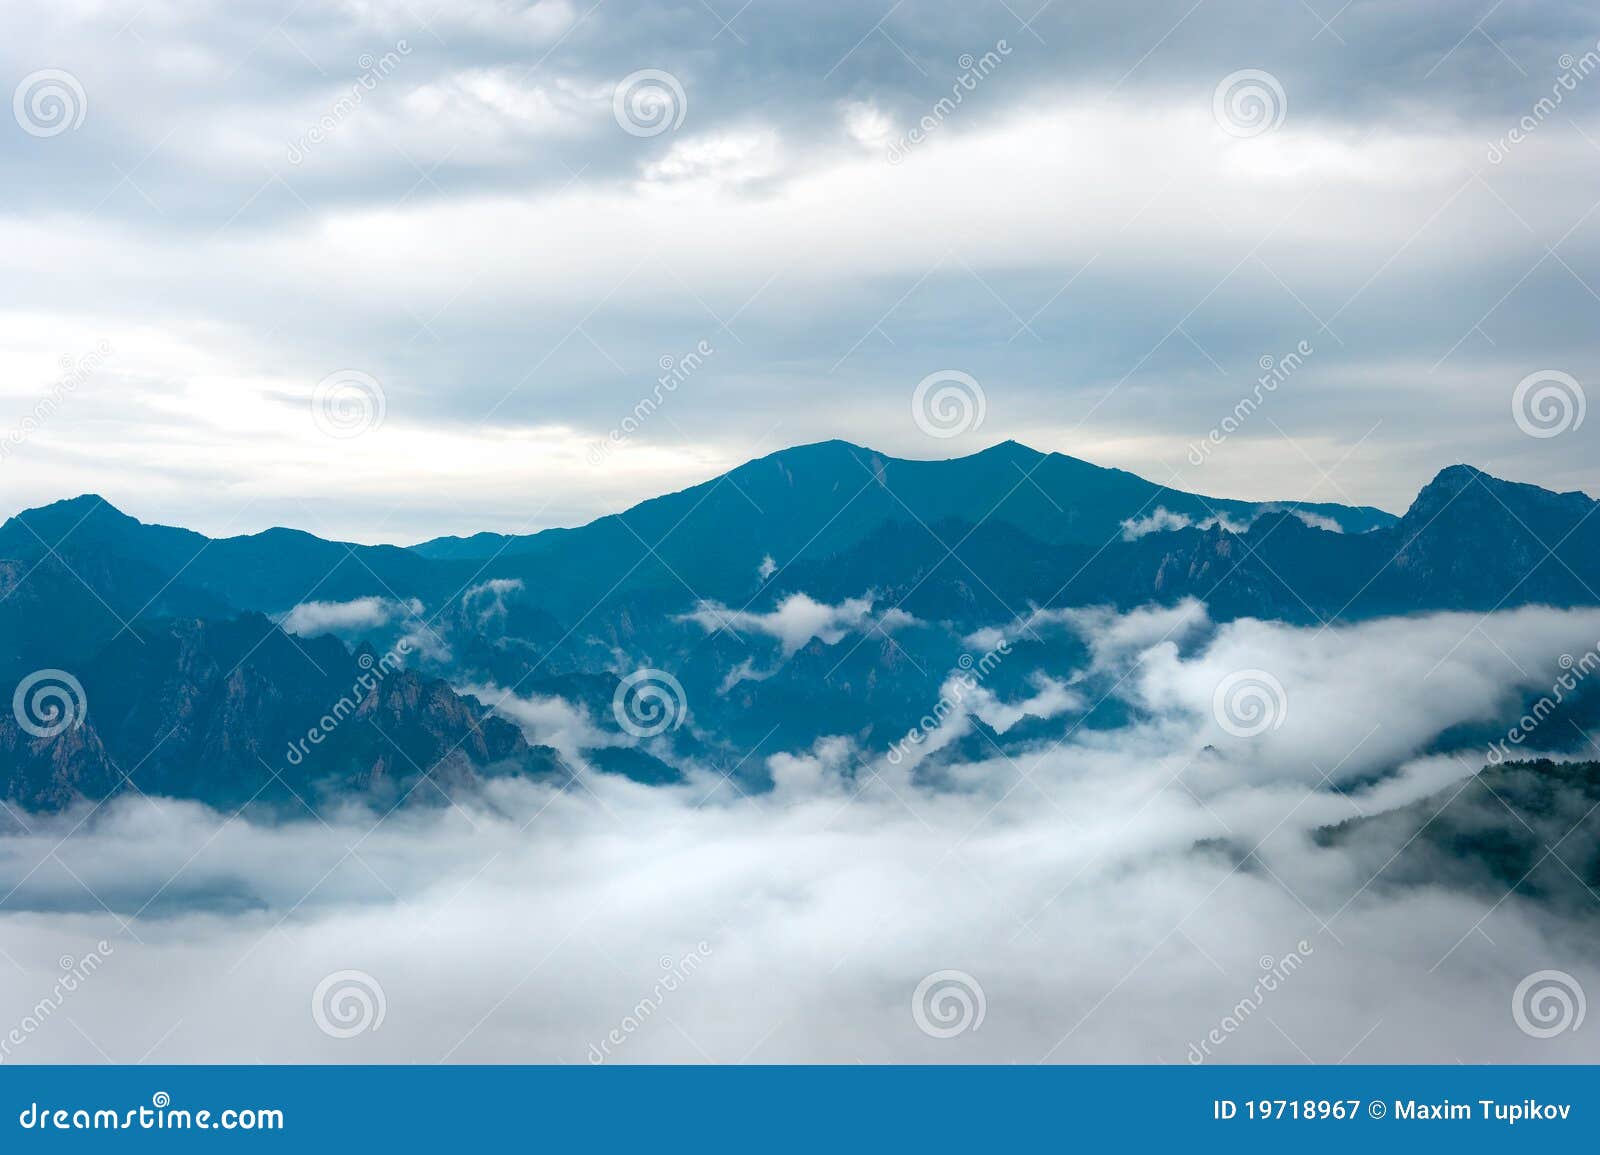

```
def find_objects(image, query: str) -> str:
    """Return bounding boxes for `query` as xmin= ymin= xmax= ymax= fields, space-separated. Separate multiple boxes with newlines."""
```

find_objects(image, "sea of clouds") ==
xmin=0 ymin=601 xmax=1597 ymax=1064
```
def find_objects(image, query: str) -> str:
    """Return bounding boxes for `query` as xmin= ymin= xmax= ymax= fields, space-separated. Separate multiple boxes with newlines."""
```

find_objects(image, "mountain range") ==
xmin=2 ymin=439 xmax=1598 ymax=813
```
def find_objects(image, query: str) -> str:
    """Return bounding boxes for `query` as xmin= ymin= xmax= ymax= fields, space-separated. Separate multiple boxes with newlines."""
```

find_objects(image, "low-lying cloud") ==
xmin=1119 ymin=506 xmax=1344 ymax=541
xmin=280 ymin=596 xmax=421 ymax=637
xmin=680 ymin=593 xmax=915 ymax=656
xmin=1120 ymin=506 xmax=1246 ymax=540
xmin=0 ymin=601 xmax=1597 ymax=1064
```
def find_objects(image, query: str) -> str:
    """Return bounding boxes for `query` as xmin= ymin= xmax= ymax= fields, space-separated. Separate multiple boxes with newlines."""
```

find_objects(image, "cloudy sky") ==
xmin=3 ymin=0 xmax=1598 ymax=542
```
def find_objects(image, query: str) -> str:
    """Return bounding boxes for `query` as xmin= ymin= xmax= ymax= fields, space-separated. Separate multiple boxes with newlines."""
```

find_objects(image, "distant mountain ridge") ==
xmin=2 ymin=439 xmax=1598 ymax=813
xmin=0 ymin=439 xmax=1397 ymax=625
xmin=408 ymin=438 xmax=1397 ymax=562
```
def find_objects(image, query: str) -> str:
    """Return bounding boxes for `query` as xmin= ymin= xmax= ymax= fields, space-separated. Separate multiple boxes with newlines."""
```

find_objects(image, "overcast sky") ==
xmin=3 ymin=0 xmax=1598 ymax=543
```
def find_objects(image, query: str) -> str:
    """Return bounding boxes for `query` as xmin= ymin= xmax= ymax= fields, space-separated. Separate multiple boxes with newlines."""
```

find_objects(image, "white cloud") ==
xmin=400 ymin=69 xmax=602 ymax=155
xmin=1130 ymin=603 xmax=1600 ymax=786
xmin=1120 ymin=507 xmax=1195 ymax=540
xmin=398 ymin=623 xmax=453 ymax=665
xmin=462 ymin=577 xmax=524 ymax=627
xmin=1061 ymin=598 xmax=1212 ymax=666
xmin=1128 ymin=504 xmax=1347 ymax=537
xmin=967 ymin=673 xmax=1082 ymax=734
xmin=680 ymin=592 xmax=913 ymax=657
xmin=841 ymin=101 xmax=894 ymax=152
xmin=280 ymin=596 xmax=420 ymax=636
xmin=641 ymin=130 xmax=783 ymax=187
xmin=717 ymin=657 xmax=763 ymax=694
xmin=470 ymin=684 xmax=619 ymax=763
xmin=1287 ymin=509 xmax=1344 ymax=532
xmin=1120 ymin=506 xmax=1251 ymax=541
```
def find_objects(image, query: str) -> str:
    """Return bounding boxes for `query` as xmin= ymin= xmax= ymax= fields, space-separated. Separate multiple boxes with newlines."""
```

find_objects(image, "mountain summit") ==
xmin=404 ymin=439 xmax=1395 ymax=613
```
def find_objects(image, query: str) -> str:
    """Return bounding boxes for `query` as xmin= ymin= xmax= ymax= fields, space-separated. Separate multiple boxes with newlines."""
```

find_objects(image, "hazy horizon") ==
xmin=2 ymin=435 xmax=1578 ymax=547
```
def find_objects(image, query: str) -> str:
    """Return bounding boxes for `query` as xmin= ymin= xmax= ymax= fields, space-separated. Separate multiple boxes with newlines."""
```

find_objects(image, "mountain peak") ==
xmin=739 ymin=438 xmax=880 ymax=472
xmin=967 ymin=438 xmax=1045 ymax=464
xmin=26 ymin=493 xmax=123 ymax=517
xmin=1425 ymin=463 xmax=1487 ymax=488
xmin=4 ymin=494 xmax=136 ymax=537
xmin=755 ymin=437 xmax=1049 ymax=470
xmin=1403 ymin=462 xmax=1595 ymax=527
